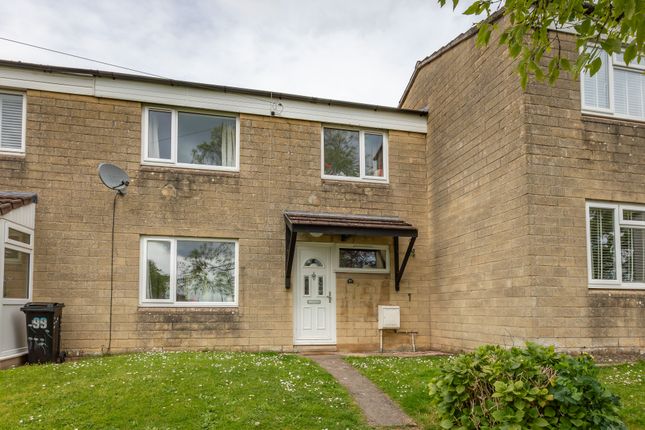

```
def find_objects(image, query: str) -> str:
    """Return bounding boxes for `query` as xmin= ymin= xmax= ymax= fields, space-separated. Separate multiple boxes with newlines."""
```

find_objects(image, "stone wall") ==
xmin=401 ymin=18 xmax=532 ymax=352
xmin=0 ymin=89 xmax=428 ymax=354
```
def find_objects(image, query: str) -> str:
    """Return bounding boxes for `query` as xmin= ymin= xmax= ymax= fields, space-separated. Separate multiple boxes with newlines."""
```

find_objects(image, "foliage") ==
xmin=597 ymin=361 xmax=645 ymax=429
xmin=191 ymin=124 xmax=226 ymax=165
xmin=177 ymin=241 xmax=235 ymax=302
xmin=323 ymin=129 xmax=359 ymax=177
xmin=0 ymin=352 xmax=368 ymax=430
xmin=428 ymin=343 xmax=626 ymax=429
xmin=438 ymin=0 xmax=645 ymax=88
xmin=146 ymin=260 xmax=170 ymax=299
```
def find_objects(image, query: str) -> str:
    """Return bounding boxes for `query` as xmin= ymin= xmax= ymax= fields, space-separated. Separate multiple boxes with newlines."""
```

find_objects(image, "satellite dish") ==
xmin=98 ymin=163 xmax=130 ymax=195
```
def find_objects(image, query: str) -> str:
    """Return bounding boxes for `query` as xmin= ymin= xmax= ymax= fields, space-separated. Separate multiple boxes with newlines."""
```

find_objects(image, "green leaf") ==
xmin=463 ymin=2 xmax=481 ymax=15
xmin=441 ymin=418 xmax=454 ymax=429
xmin=544 ymin=406 xmax=556 ymax=417
xmin=588 ymin=57 xmax=603 ymax=76
xmin=624 ymin=44 xmax=637 ymax=66
xmin=456 ymin=385 xmax=465 ymax=394
xmin=535 ymin=417 xmax=550 ymax=427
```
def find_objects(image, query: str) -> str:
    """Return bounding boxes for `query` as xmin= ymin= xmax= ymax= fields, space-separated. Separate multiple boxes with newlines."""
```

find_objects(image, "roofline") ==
xmin=0 ymin=59 xmax=427 ymax=117
xmin=398 ymin=9 xmax=505 ymax=107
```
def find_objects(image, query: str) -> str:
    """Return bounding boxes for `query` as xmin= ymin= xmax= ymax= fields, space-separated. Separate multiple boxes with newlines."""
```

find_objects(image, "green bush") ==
xmin=428 ymin=343 xmax=626 ymax=430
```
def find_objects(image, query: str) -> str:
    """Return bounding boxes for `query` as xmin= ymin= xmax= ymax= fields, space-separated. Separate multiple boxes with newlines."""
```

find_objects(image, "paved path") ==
xmin=307 ymin=354 xmax=416 ymax=428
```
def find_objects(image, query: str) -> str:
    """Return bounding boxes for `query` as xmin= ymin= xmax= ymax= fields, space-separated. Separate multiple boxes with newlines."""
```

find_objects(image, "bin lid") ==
xmin=20 ymin=302 xmax=65 ymax=311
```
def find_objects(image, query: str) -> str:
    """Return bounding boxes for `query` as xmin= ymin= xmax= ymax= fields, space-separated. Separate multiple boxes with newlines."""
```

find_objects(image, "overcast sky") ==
xmin=0 ymin=1 xmax=478 ymax=106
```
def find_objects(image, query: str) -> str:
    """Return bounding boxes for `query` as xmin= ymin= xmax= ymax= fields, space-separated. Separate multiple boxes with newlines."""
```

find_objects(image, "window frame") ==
xmin=320 ymin=125 xmax=389 ymax=183
xmin=139 ymin=236 xmax=239 ymax=307
xmin=580 ymin=49 xmax=645 ymax=122
xmin=586 ymin=201 xmax=645 ymax=290
xmin=0 ymin=90 xmax=27 ymax=155
xmin=0 ymin=220 xmax=34 ymax=304
xmin=333 ymin=244 xmax=390 ymax=274
xmin=141 ymin=106 xmax=240 ymax=172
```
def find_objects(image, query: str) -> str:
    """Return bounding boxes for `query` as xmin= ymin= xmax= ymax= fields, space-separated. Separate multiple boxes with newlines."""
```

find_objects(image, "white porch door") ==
xmin=294 ymin=245 xmax=336 ymax=345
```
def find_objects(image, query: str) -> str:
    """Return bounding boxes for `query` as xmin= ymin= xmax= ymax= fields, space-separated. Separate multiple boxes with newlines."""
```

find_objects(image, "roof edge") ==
xmin=0 ymin=59 xmax=427 ymax=117
xmin=398 ymin=9 xmax=505 ymax=107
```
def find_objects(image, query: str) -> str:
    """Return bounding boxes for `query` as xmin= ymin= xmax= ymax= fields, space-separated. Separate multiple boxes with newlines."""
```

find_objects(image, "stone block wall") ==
xmin=0 ymin=89 xmax=428 ymax=354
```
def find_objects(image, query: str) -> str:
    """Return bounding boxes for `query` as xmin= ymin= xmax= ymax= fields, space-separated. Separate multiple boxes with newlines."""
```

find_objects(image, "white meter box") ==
xmin=377 ymin=305 xmax=400 ymax=329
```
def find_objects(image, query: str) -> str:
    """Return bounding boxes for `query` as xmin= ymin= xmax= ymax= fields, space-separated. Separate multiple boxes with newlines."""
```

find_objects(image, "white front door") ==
xmin=294 ymin=245 xmax=336 ymax=345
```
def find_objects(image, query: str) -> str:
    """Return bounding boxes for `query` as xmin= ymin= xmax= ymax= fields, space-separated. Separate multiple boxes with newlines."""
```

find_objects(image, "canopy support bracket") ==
xmin=285 ymin=226 xmax=297 ymax=289
xmin=394 ymin=236 xmax=416 ymax=291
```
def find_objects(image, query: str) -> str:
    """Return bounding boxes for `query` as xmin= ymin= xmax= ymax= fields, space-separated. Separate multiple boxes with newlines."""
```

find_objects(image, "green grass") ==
xmin=346 ymin=356 xmax=645 ymax=430
xmin=597 ymin=361 xmax=645 ymax=429
xmin=0 ymin=352 xmax=369 ymax=430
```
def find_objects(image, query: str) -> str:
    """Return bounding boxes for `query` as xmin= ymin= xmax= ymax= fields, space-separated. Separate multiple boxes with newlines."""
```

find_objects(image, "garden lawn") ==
xmin=0 ymin=352 xmax=369 ymax=430
xmin=346 ymin=356 xmax=645 ymax=430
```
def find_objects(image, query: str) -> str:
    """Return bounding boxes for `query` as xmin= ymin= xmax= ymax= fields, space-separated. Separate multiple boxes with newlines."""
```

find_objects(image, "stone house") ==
xmin=0 ymin=18 xmax=643 ymax=367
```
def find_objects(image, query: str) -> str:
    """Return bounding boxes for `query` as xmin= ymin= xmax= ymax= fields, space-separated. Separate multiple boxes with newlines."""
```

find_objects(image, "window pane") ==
xmin=3 ymin=248 xmax=29 ymax=299
xmin=304 ymin=276 xmax=310 ymax=296
xmin=324 ymin=128 xmax=359 ymax=177
xmin=147 ymin=110 xmax=172 ymax=159
xmin=623 ymin=209 xmax=645 ymax=222
xmin=621 ymin=227 xmax=645 ymax=283
xmin=0 ymin=93 xmax=23 ymax=150
xmin=364 ymin=133 xmax=384 ymax=177
xmin=8 ymin=227 xmax=30 ymax=245
xmin=589 ymin=207 xmax=616 ymax=280
xmin=614 ymin=69 xmax=644 ymax=118
xmin=177 ymin=113 xmax=236 ymax=167
xmin=339 ymin=248 xmax=387 ymax=270
xmin=146 ymin=241 xmax=171 ymax=300
xmin=582 ymin=51 xmax=609 ymax=109
xmin=176 ymin=240 xmax=235 ymax=303
xmin=318 ymin=276 xmax=324 ymax=296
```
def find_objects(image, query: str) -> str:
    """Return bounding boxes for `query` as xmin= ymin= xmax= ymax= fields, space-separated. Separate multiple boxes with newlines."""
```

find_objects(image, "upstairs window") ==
xmin=587 ymin=202 xmax=645 ymax=289
xmin=143 ymin=107 xmax=239 ymax=171
xmin=322 ymin=127 xmax=388 ymax=182
xmin=582 ymin=50 xmax=645 ymax=121
xmin=0 ymin=92 xmax=25 ymax=154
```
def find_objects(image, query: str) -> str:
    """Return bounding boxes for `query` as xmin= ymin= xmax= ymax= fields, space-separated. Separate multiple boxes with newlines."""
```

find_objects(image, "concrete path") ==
xmin=307 ymin=354 xmax=416 ymax=428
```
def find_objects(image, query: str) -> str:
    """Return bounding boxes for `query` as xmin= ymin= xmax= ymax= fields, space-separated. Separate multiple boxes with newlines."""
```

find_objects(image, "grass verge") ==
xmin=1 ymin=352 xmax=368 ymax=430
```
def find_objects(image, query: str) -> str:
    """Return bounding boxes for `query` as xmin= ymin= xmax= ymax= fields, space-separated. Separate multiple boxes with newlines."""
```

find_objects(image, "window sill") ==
xmin=0 ymin=152 xmax=26 ymax=161
xmin=138 ymin=305 xmax=239 ymax=312
xmin=581 ymin=111 xmax=645 ymax=126
xmin=321 ymin=176 xmax=389 ymax=186
xmin=139 ymin=164 xmax=240 ymax=177
xmin=588 ymin=284 xmax=645 ymax=291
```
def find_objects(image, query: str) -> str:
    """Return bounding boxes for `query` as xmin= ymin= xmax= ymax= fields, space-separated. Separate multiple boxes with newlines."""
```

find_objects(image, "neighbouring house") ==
xmin=0 ymin=15 xmax=643 ymax=367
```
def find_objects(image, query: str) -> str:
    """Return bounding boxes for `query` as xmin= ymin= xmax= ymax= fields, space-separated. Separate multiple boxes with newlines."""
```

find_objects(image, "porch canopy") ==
xmin=284 ymin=211 xmax=418 ymax=291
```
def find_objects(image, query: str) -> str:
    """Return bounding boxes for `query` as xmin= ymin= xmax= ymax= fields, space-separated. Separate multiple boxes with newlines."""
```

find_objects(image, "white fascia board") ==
xmin=0 ymin=66 xmax=427 ymax=133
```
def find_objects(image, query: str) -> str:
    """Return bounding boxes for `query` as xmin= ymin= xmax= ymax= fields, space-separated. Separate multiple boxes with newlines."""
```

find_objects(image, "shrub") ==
xmin=428 ymin=343 xmax=626 ymax=429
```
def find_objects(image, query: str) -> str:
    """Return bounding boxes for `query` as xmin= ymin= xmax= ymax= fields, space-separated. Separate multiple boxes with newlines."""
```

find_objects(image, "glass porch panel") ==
xmin=3 ymin=248 xmax=29 ymax=299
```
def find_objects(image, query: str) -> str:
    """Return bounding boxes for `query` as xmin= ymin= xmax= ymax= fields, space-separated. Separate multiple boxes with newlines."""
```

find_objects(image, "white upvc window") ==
xmin=321 ymin=126 xmax=388 ymax=183
xmin=1 ymin=221 xmax=34 ymax=303
xmin=142 ymin=107 xmax=240 ymax=171
xmin=581 ymin=49 xmax=645 ymax=121
xmin=586 ymin=201 xmax=645 ymax=290
xmin=0 ymin=91 xmax=26 ymax=154
xmin=139 ymin=237 xmax=239 ymax=307
xmin=333 ymin=244 xmax=390 ymax=274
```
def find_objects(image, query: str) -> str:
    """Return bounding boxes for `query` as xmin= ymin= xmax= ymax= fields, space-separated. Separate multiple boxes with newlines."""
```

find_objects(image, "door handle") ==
xmin=327 ymin=291 xmax=332 ymax=303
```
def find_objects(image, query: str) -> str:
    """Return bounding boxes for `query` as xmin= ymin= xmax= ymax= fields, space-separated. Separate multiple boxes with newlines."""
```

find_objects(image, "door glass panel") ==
xmin=8 ymin=227 xmax=30 ymax=245
xmin=3 ymin=248 xmax=30 ymax=299
xmin=304 ymin=276 xmax=310 ymax=296
xmin=304 ymin=258 xmax=323 ymax=267
xmin=318 ymin=276 xmax=324 ymax=296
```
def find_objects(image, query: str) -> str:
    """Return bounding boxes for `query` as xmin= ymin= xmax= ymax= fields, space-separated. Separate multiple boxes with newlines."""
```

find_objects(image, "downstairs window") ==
xmin=140 ymin=237 xmax=238 ymax=306
xmin=587 ymin=202 xmax=645 ymax=289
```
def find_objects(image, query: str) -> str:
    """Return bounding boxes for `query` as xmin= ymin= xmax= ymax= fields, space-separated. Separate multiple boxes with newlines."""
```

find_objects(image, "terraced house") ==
xmin=0 ymin=16 xmax=643 ymax=367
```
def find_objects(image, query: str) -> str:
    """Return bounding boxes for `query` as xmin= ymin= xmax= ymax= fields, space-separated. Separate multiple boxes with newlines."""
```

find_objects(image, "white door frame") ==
xmin=293 ymin=243 xmax=336 ymax=345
